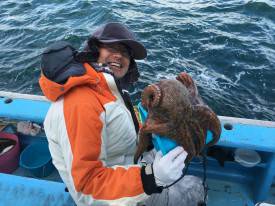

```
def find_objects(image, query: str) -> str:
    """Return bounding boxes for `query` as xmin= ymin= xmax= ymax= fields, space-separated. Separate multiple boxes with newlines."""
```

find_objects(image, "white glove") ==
xmin=153 ymin=146 xmax=187 ymax=187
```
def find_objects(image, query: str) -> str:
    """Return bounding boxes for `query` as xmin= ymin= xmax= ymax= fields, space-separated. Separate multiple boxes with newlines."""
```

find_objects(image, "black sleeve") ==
xmin=140 ymin=164 xmax=163 ymax=195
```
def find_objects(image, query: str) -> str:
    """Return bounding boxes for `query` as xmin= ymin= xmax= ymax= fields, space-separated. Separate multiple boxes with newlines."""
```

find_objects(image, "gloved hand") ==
xmin=153 ymin=146 xmax=187 ymax=187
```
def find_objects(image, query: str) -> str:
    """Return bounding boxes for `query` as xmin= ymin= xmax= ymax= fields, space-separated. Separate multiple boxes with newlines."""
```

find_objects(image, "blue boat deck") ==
xmin=0 ymin=166 xmax=274 ymax=206
xmin=208 ymin=178 xmax=275 ymax=206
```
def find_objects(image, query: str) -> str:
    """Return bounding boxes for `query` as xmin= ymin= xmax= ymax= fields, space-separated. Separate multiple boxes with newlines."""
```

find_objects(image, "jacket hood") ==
xmin=39 ymin=63 xmax=100 ymax=102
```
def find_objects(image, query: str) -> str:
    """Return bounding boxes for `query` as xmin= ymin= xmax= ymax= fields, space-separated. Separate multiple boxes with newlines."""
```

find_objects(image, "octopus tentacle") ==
xmin=176 ymin=72 xmax=194 ymax=89
xmin=142 ymin=121 xmax=171 ymax=136
xmin=134 ymin=129 xmax=152 ymax=163
xmin=179 ymin=123 xmax=197 ymax=161
xmin=176 ymin=72 xmax=204 ymax=105
xmin=141 ymin=84 xmax=162 ymax=109
xmin=189 ymin=120 xmax=206 ymax=155
xmin=192 ymin=105 xmax=221 ymax=147
xmin=206 ymin=112 xmax=221 ymax=147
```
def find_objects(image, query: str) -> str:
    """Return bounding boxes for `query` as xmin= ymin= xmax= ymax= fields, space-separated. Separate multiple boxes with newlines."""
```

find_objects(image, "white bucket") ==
xmin=234 ymin=148 xmax=261 ymax=167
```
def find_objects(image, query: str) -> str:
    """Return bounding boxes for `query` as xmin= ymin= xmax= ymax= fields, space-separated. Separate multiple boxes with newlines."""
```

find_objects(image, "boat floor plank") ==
xmin=208 ymin=178 xmax=275 ymax=206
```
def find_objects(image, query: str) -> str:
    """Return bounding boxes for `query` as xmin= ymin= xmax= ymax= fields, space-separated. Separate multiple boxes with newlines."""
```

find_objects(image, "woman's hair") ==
xmin=84 ymin=37 xmax=140 ymax=89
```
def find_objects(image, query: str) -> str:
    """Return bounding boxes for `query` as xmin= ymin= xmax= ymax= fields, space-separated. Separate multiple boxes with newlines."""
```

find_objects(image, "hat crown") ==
xmin=93 ymin=22 xmax=135 ymax=41
xmin=90 ymin=22 xmax=147 ymax=60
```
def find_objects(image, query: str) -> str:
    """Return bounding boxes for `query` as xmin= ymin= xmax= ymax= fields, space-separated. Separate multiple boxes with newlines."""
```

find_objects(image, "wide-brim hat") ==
xmin=91 ymin=22 xmax=147 ymax=60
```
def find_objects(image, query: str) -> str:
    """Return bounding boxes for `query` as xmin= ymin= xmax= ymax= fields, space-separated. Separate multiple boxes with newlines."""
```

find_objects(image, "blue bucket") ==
xmin=19 ymin=142 xmax=54 ymax=178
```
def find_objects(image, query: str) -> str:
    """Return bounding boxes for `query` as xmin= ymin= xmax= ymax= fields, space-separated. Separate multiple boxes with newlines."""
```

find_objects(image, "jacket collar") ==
xmin=39 ymin=63 xmax=100 ymax=101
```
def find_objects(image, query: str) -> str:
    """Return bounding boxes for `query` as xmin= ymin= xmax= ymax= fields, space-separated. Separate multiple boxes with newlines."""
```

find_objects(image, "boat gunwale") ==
xmin=1 ymin=90 xmax=275 ymax=128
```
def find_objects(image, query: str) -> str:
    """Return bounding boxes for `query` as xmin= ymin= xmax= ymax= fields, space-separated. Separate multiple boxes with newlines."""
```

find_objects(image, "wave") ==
xmin=0 ymin=0 xmax=275 ymax=121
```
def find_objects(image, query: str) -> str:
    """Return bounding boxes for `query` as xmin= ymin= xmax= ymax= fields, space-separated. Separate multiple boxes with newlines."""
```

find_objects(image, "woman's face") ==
xmin=97 ymin=43 xmax=131 ymax=79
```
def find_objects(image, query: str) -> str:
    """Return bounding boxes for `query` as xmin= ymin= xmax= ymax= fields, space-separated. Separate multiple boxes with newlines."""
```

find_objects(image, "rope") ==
xmin=162 ymin=149 xmax=208 ymax=206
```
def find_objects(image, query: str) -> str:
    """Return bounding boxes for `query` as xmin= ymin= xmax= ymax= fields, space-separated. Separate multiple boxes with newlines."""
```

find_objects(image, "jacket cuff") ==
xmin=141 ymin=164 xmax=163 ymax=195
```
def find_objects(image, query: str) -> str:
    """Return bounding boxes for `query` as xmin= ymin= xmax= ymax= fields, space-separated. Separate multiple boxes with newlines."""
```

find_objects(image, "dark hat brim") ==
xmin=98 ymin=39 xmax=147 ymax=60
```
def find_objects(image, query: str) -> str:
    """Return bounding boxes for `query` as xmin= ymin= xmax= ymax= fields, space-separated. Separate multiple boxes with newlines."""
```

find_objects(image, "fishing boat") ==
xmin=0 ymin=91 xmax=274 ymax=206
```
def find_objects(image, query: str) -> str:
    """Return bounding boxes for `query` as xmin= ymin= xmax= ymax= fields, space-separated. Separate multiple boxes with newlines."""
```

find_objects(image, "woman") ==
xmin=39 ymin=22 xmax=203 ymax=206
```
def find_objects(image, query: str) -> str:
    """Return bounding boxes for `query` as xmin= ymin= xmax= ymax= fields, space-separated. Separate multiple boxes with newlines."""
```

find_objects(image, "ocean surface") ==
xmin=0 ymin=0 xmax=274 ymax=121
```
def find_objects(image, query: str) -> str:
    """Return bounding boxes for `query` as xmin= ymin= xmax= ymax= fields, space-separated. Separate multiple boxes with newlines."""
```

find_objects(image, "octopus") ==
xmin=134 ymin=72 xmax=221 ymax=163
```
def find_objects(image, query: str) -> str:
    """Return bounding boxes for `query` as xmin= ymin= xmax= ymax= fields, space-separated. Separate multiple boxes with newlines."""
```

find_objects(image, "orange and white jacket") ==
xmin=39 ymin=63 xmax=161 ymax=206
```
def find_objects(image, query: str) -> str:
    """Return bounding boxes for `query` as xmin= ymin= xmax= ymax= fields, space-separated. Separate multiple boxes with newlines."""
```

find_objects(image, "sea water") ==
xmin=0 ymin=0 xmax=274 ymax=121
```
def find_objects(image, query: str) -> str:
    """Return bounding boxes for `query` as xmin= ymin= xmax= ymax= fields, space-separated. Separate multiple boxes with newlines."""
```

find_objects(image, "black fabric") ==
xmin=114 ymin=79 xmax=140 ymax=134
xmin=74 ymin=51 xmax=98 ymax=63
xmin=141 ymin=164 xmax=163 ymax=195
xmin=90 ymin=22 xmax=147 ymax=60
xmin=41 ymin=41 xmax=86 ymax=84
xmin=207 ymin=146 xmax=234 ymax=167
xmin=118 ymin=58 xmax=140 ymax=88
xmin=145 ymin=134 xmax=154 ymax=152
